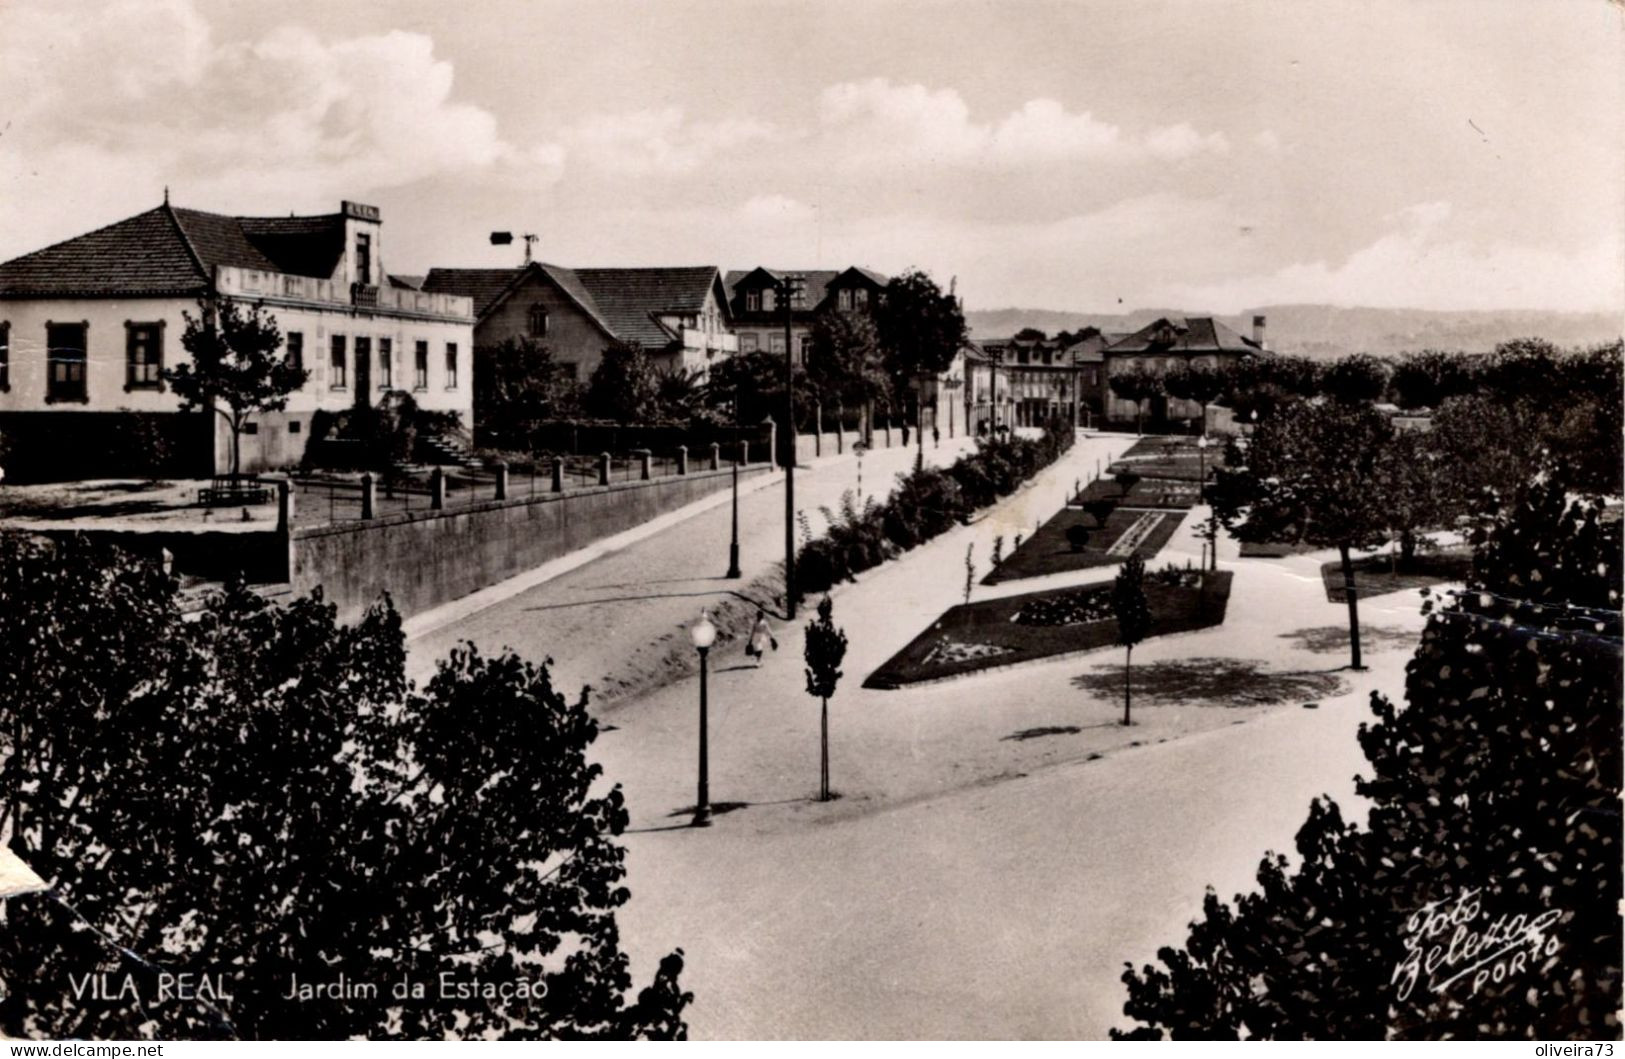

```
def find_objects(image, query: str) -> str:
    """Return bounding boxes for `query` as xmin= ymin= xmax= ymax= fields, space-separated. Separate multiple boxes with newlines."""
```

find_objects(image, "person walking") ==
xmin=744 ymin=608 xmax=778 ymax=666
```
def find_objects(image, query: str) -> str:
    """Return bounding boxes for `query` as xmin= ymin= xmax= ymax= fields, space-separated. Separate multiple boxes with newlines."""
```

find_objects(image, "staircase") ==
xmin=416 ymin=432 xmax=484 ymax=472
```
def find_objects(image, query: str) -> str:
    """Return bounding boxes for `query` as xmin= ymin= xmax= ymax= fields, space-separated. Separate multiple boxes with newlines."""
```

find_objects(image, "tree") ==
xmin=704 ymin=350 xmax=816 ymax=430
xmin=1109 ymin=368 xmax=1163 ymax=434
xmin=1212 ymin=400 xmax=1394 ymax=669
xmin=164 ymin=295 xmax=307 ymax=478
xmin=1376 ymin=428 xmax=1456 ymax=570
xmin=875 ymin=269 xmax=966 ymax=458
xmin=1162 ymin=362 xmax=1227 ymax=433
xmin=806 ymin=309 xmax=886 ymax=441
xmin=1013 ymin=327 xmax=1048 ymax=341
xmin=653 ymin=366 xmax=705 ymax=422
xmin=584 ymin=341 xmax=660 ymax=424
xmin=1116 ymin=473 xmax=1621 ymax=1039
xmin=1085 ymin=498 xmax=1117 ymax=528
xmin=1111 ymin=553 xmax=1152 ymax=726
xmin=1389 ymin=349 xmax=1477 ymax=410
xmin=803 ymin=595 xmax=849 ymax=803
xmin=474 ymin=336 xmax=578 ymax=450
xmin=1114 ymin=468 xmax=1141 ymax=499
xmin=1321 ymin=353 xmax=1391 ymax=405
xmin=0 ymin=534 xmax=691 ymax=1040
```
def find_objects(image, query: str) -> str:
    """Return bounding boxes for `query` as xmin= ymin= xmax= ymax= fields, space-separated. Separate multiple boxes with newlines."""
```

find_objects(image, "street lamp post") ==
xmin=779 ymin=273 xmax=805 ymax=619
xmin=1197 ymin=435 xmax=1216 ymax=572
xmin=690 ymin=610 xmax=717 ymax=827
xmin=726 ymin=448 xmax=742 ymax=579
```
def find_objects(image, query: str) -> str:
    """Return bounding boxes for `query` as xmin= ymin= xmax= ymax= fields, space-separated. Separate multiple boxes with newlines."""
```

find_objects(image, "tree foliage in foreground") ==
xmin=1116 ymin=474 xmax=1622 ymax=1039
xmin=0 ymin=534 xmax=690 ymax=1040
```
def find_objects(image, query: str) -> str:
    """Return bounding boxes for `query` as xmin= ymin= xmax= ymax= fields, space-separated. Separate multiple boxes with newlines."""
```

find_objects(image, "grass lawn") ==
xmin=983 ymin=505 xmax=1187 ymax=583
xmin=864 ymin=570 xmax=1232 ymax=688
xmin=1105 ymin=436 xmax=1224 ymax=482
xmin=1321 ymin=548 xmax=1473 ymax=603
xmin=1073 ymin=475 xmax=1199 ymax=511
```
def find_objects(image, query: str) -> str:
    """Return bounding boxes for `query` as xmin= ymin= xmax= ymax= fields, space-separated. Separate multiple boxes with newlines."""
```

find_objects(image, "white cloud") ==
xmin=816 ymin=78 xmax=1231 ymax=169
xmin=559 ymin=108 xmax=776 ymax=176
xmin=1157 ymin=201 xmax=1623 ymax=312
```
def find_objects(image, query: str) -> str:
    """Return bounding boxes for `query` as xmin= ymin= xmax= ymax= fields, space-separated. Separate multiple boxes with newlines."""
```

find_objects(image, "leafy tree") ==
xmin=473 ymin=336 xmax=578 ymax=450
xmin=1376 ymin=427 xmax=1457 ymax=569
xmin=806 ymin=309 xmax=887 ymax=440
xmin=1163 ymin=362 xmax=1227 ymax=432
xmin=1109 ymin=368 xmax=1163 ymax=434
xmin=1117 ymin=473 xmax=1621 ymax=1039
xmin=1111 ymin=553 xmax=1153 ymax=725
xmin=1321 ymin=353 xmax=1391 ymax=405
xmin=0 ymin=534 xmax=691 ymax=1040
xmin=704 ymin=350 xmax=816 ymax=430
xmin=1389 ymin=349 xmax=1477 ymax=410
xmin=1212 ymin=400 xmax=1394 ymax=669
xmin=653 ymin=366 xmax=705 ymax=422
xmin=1013 ymin=327 xmax=1048 ymax=341
xmin=584 ymin=341 xmax=660 ymax=424
xmin=164 ymin=295 xmax=307 ymax=478
xmin=1114 ymin=468 xmax=1141 ymax=498
xmin=803 ymin=595 xmax=849 ymax=802
xmin=1085 ymin=498 xmax=1117 ymax=528
xmin=875 ymin=269 xmax=966 ymax=457
xmin=1066 ymin=523 xmax=1091 ymax=553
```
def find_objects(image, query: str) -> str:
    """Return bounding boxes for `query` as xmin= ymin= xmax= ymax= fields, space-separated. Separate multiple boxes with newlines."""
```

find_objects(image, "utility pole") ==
xmin=781 ymin=273 xmax=805 ymax=619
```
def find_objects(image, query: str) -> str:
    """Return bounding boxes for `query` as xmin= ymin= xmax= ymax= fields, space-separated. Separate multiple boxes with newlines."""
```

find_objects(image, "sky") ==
xmin=1 ymin=0 xmax=1621 ymax=314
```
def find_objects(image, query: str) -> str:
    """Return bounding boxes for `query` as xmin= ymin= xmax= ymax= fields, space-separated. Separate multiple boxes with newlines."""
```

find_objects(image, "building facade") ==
xmin=724 ymin=266 xmax=889 ymax=365
xmin=422 ymin=264 xmax=736 ymax=384
xmin=0 ymin=199 xmax=474 ymax=481
xmin=1101 ymin=315 xmax=1266 ymax=427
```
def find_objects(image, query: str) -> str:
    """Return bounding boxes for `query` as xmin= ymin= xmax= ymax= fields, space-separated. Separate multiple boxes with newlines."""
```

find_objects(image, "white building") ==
xmin=0 ymin=199 xmax=473 ymax=480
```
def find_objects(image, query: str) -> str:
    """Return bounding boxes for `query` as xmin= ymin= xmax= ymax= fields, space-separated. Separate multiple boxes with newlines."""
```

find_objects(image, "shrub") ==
xmin=1066 ymin=523 xmax=1091 ymax=552
xmin=882 ymin=468 xmax=968 ymax=550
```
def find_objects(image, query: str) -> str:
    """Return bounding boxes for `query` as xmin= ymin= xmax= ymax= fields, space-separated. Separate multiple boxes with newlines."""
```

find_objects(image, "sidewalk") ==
xmin=404 ymin=434 xmax=979 ymax=698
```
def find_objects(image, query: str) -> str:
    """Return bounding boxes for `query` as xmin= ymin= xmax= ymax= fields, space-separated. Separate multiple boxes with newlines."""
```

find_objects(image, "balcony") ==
xmin=681 ymin=328 xmax=739 ymax=354
xmin=214 ymin=266 xmax=473 ymax=321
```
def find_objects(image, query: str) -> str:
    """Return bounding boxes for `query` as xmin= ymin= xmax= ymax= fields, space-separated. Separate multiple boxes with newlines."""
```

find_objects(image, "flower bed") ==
xmin=864 ymin=570 xmax=1233 ymax=688
xmin=983 ymin=506 xmax=1187 ymax=584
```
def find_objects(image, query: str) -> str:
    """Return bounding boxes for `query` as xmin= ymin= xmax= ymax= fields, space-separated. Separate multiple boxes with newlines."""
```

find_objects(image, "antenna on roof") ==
xmin=163 ymin=185 xmax=169 ymax=205
xmin=490 ymin=231 xmax=538 ymax=265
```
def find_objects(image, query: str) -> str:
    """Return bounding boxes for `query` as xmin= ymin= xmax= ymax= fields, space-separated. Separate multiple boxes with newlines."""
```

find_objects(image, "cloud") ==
xmin=816 ymin=78 xmax=1231 ymax=168
xmin=559 ymin=108 xmax=776 ymax=176
xmin=1156 ymin=200 xmax=1624 ymax=312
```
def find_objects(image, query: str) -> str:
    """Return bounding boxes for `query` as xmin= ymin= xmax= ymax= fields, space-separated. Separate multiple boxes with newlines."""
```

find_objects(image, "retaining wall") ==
xmin=290 ymin=463 xmax=770 ymax=624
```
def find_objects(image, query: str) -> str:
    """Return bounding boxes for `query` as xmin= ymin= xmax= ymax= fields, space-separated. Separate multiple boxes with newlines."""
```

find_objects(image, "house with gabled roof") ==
xmin=1102 ymin=315 xmax=1268 ymax=427
xmin=723 ymin=266 xmax=889 ymax=364
xmin=421 ymin=263 xmax=736 ymax=385
xmin=0 ymin=198 xmax=474 ymax=481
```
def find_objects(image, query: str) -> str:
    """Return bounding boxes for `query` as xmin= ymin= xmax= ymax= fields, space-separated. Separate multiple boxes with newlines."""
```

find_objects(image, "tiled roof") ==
xmin=1106 ymin=316 xmax=1262 ymax=355
xmin=0 ymin=206 xmax=207 ymax=297
xmin=0 ymin=202 xmax=348 ymax=298
xmin=725 ymin=266 xmax=889 ymax=313
xmin=573 ymin=266 xmax=721 ymax=350
xmin=422 ymin=267 xmax=530 ymax=318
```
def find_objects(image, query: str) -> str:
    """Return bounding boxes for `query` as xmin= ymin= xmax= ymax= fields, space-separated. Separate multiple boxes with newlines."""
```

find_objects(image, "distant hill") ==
xmin=964 ymin=305 xmax=1621 ymax=359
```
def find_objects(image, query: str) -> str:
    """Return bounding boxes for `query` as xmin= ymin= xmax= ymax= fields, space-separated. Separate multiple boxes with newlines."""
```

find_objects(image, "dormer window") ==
xmin=837 ymin=288 xmax=853 ymax=311
xmin=529 ymin=303 xmax=549 ymax=337
xmin=855 ymin=288 xmax=869 ymax=308
xmin=745 ymin=290 xmax=762 ymax=313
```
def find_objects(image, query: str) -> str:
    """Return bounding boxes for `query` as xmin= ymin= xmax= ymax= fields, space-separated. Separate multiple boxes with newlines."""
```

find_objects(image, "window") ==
xmin=378 ymin=338 xmax=392 ymax=388
xmin=740 ymin=332 xmax=759 ymax=353
xmin=854 ymin=288 xmax=869 ymax=309
xmin=46 ymin=322 xmax=88 ymax=402
xmin=286 ymin=331 xmax=304 ymax=373
xmin=529 ymin=303 xmax=549 ymax=337
xmin=769 ymin=333 xmax=786 ymax=355
xmin=123 ymin=321 xmax=164 ymax=390
xmin=414 ymin=340 xmax=429 ymax=389
xmin=837 ymin=288 xmax=853 ymax=311
xmin=745 ymin=290 xmax=761 ymax=313
xmin=289 ymin=420 xmax=302 ymax=434
xmin=330 ymin=334 xmax=347 ymax=389
xmin=0 ymin=322 xmax=9 ymax=391
xmin=799 ymin=335 xmax=813 ymax=364
xmin=762 ymin=287 xmax=777 ymax=313
xmin=243 ymin=421 xmax=259 ymax=436
xmin=355 ymin=336 xmax=371 ymax=392
xmin=445 ymin=343 xmax=459 ymax=389
xmin=355 ymin=232 xmax=372 ymax=285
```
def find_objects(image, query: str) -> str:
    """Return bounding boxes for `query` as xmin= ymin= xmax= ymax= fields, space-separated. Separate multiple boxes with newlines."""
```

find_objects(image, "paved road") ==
xmin=405 ymin=435 xmax=978 ymax=694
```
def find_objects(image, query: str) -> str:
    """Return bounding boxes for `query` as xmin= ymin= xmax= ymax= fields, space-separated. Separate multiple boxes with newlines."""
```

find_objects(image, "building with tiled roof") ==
xmin=0 ymin=199 xmax=474 ymax=481
xmin=1101 ymin=315 xmax=1269 ymax=428
xmin=422 ymin=262 xmax=735 ymax=383
xmin=723 ymin=266 xmax=889 ymax=364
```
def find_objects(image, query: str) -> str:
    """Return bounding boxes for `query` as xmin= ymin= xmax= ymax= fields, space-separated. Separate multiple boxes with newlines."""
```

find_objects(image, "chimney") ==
xmin=1252 ymin=314 xmax=1267 ymax=350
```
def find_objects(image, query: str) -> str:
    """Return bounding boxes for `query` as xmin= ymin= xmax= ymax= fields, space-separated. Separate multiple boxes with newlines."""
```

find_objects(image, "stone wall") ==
xmin=289 ymin=463 xmax=770 ymax=624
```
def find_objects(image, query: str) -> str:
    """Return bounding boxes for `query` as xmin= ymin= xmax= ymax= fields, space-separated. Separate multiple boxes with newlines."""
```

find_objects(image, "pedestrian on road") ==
xmin=745 ymin=608 xmax=778 ymax=666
